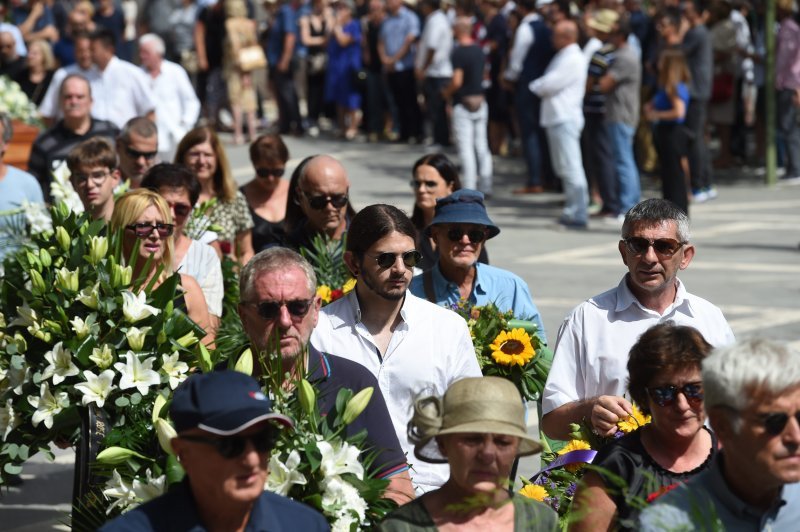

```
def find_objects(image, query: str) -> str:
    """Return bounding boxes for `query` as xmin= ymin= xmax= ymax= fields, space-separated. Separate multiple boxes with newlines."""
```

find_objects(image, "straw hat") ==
xmin=587 ymin=9 xmax=620 ymax=34
xmin=409 ymin=376 xmax=543 ymax=463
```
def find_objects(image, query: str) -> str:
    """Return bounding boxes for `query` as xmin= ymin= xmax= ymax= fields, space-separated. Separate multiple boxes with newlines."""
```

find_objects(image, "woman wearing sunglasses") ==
xmin=241 ymin=134 xmax=291 ymax=252
xmin=110 ymin=190 xmax=213 ymax=344
xmin=570 ymin=322 xmax=716 ymax=531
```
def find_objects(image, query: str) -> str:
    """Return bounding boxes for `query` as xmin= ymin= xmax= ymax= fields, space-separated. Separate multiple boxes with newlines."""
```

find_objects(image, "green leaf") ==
xmin=115 ymin=397 xmax=130 ymax=407
xmin=165 ymin=454 xmax=185 ymax=485
xmin=4 ymin=463 xmax=22 ymax=475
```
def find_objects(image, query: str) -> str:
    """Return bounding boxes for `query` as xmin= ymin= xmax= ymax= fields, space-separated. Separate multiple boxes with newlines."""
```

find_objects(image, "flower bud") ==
xmin=234 ymin=348 xmax=253 ymax=376
xmin=152 ymin=393 xmax=168 ymax=423
xmin=33 ymin=329 xmax=51 ymax=343
xmin=95 ymin=446 xmax=147 ymax=465
xmin=155 ymin=418 xmax=177 ymax=455
xmin=55 ymin=226 xmax=71 ymax=252
xmin=176 ymin=331 xmax=198 ymax=348
xmin=298 ymin=379 xmax=316 ymax=416
xmin=89 ymin=344 xmax=114 ymax=369
xmin=25 ymin=251 xmax=41 ymax=272
xmin=13 ymin=333 xmax=27 ymax=353
xmin=88 ymin=236 xmax=108 ymax=265
xmin=29 ymin=269 xmax=46 ymax=295
xmin=38 ymin=248 xmax=52 ymax=268
xmin=55 ymin=267 xmax=79 ymax=293
xmin=156 ymin=329 xmax=167 ymax=345
xmin=125 ymin=326 xmax=150 ymax=352
xmin=342 ymin=386 xmax=373 ymax=425
xmin=77 ymin=283 xmax=100 ymax=310
xmin=44 ymin=319 xmax=63 ymax=334
xmin=119 ymin=265 xmax=132 ymax=287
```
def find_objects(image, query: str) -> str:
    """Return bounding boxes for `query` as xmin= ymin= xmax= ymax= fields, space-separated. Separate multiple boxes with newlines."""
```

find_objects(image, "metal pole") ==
xmin=765 ymin=0 xmax=776 ymax=185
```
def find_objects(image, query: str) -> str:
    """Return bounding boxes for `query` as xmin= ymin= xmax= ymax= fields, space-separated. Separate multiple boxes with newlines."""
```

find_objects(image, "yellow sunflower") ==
xmin=342 ymin=278 xmax=357 ymax=294
xmin=316 ymin=285 xmax=332 ymax=304
xmin=519 ymin=484 xmax=548 ymax=502
xmin=557 ymin=439 xmax=592 ymax=473
xmin=490 ymin=328 xmax=535 ymax=366
xmin=617 ymin=404 xmax=652 ymax=433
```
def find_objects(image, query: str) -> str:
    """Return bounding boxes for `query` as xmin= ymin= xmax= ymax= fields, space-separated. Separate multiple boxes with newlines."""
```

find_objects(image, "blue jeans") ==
xmin=546 ymin=120 xmax=588 ymax=224
xmin=516 ymin=86 xmax=543 ymax=187
xmin=777 ymin=89 xmax=800 ymax=178
xmin=607 ymin=122 xmax=641 ymax=214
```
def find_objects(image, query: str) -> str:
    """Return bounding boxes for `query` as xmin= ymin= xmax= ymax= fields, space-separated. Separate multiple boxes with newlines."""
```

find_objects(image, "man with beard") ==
xmin=310 ymin=204 xmax=482 ymax=494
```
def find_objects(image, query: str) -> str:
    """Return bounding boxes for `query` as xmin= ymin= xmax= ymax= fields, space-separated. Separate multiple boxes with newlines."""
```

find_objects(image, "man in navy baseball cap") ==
xmin=100 ymin=371 xmax=329 ymax=531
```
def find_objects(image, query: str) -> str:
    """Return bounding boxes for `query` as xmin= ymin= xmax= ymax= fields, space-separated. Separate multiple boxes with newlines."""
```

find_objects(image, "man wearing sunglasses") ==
xmin=116 ymin=116 xmax=159 ymax=189
xmin=409 ymin=189 xmax=546 ymax=341
xmin=311 ymin=204 xmax=482 ymax=494
xmin=542 ymin=198 xmax=734 ymax=441
xmin=238 ymin=247 xmax=415 ymax=504
xmin=100 ymin=371 xmax=329 ymax=531
xmin=640 ymin=339 xmax=800 ymax=530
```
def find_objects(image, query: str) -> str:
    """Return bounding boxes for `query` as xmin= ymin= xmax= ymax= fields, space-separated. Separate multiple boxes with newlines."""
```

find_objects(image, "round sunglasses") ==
xmin=179 ymin=428 xmax=278 ymax=459
xmin=646 ymin=382 xmax=704 ymax=407
xmin=125 ymin=222 xmax=175 ymax=239
xmin=369 ymin=250 xmax=422 ymax=269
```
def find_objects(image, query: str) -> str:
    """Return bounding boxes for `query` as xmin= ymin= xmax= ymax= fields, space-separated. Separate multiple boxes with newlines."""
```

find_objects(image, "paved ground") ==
xmin=4 ymin=131 xmax=799 ymax=530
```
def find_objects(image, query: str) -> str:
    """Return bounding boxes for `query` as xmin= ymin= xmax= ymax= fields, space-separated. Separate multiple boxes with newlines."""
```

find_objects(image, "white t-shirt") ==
xmin=177 ymin=239 xmax=223 ymax=317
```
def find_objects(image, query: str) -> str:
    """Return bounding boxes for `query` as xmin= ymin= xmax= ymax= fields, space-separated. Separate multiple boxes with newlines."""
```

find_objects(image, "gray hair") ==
xmin=138 ymin=33 xmax=165 ymax=57
xmin=239 ymin=247 xmax=317 ymax=302
xmin=622 ymin=198 xmax=691 ymax=242
xmin=118 ymin=116 xmax=158 ymax=144
xmin=0 ymin=112 xmax=12 ymax=143
xmin=59 ymin=72 xmax=92 ymax=98
xmin=703 ymin=339 xmax=800 ymax=425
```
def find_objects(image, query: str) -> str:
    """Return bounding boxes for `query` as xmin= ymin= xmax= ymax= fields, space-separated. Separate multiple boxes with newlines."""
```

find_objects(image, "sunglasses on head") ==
xmin=646 ymin=382 xmax=704 ymax=407
xmin=410 ymin=179 xmax=439 ymax=190
xmin=303 ymin=192 xmax=349 ymax=210
xmin=256 ymin=167 xmax=285 ymax=178
xmin=126 ymin=222 xmax=175 ymax=238
xmin=168 ymin=201 xmax=192 ymax=218
xmin=447 ymin=227 xmax=488 ymax=245
xmin=251 ymin=298 xmax=315 ymax=321
xmin=370 ymin=250 xmax=422 ymax=269
xmin=179 ymin=428 xmax=278 ymax=459
xmin=623 ymin=236 xmax=686 ymax=257
xmin=758 ymin=411 xmax=800 ymax=436
xmin=125 ymin=146 xmax=158 ymax=161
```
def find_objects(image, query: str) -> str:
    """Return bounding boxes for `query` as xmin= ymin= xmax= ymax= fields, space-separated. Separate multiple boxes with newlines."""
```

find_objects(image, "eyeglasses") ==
xmin=369 ymin=250 xmax=422 ymax=269
xmin=447 ymin=227 xmax=488 ymax=245
xmin=125 ymin=222 xmax=175 ymax=238
xmin=410 ymin=179 xmax=439 ymax=190
xmin=256 ymin=167 xmax=285 ymax=178
xmin=757 ymin=412 xmax=800 ymax=436
xmin=125 ymin=146 xmax=158 ymax=161
xmin=167 ymin=201 xmax=192 ymax=218
xmin=179 ymin=428 xmax=278 ymax=459
xmin=73 ymin=170 xmax=111 ymax=186
xmin=302 ymin=192 xmax=349 ymax=210
xmin=646 ymin=382 xmax=704 ymax=407
xmin=623 ymin=236 xmax=687 ymax=257
xmin=250 ymin=298 xmax=315 ymax=321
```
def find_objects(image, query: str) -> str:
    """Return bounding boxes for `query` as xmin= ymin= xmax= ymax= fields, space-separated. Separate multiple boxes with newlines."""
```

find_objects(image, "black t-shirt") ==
xmin=485 ymin=14 xmax=508 ymax=81
xmin=198 ymin=4 xmax=227 ymax=69
xmin=451 ymin=44 xmax=485 ymax=105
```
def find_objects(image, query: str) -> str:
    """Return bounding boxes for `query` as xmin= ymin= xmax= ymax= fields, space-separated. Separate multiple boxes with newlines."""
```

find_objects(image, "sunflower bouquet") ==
xmin=448 ymin=300 xmax=551 ymax=401
xmin=301 ymin=233 xmax=356 ymax=306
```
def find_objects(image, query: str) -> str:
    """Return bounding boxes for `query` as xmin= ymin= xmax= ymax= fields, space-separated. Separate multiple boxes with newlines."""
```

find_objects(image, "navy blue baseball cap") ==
xmin=171 ymin=371 xmax=294 ymax=436
xmin=424 ymin=189 xmax=501 ymax=238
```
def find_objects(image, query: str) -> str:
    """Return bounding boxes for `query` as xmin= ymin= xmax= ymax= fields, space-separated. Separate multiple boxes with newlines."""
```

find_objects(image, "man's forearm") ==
xmin=384 ymin=471 xmax=415 ymax=505
xmin=541 ymin=400 xmax=592 ymax=441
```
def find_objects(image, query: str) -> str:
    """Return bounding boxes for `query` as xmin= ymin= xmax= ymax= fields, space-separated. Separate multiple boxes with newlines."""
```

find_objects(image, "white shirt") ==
xmin=310 ymin=290 xmax=482 ymax=493
xmin=177 ymin=239 xmax=223 ymax=317
xmin=415 ymin=10 xmax=453 ymax=78
xmin=0 ymin=23 xmax=26 ymax=57
xmin=542 ymin=276 xmax=736 ymax=416
xmin=143 ymin=59 xmax=200 ymax=159
xmin=529 ymin=42 xmax=587 ymax=128
xmin=503 ymin=12 xmax=539 ymax=82
xmin=92 ymin=56 xmax=157 ymax=129
xmin=38 ymin=64 xmax=101 ymax=120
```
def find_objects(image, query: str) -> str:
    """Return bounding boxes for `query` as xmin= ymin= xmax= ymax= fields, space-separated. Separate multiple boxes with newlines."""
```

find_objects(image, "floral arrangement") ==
xmin=448 ymin=300 xmax=551 ymax=401
xmin=0 ymin=76 xmax=41 ymax=126
xmin=301 ymin=233 xmax=356 ymax=306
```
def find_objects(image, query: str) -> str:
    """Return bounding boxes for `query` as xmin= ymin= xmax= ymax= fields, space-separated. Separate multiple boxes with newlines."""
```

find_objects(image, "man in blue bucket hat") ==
xmin=409 ymin=189 xmax=546 ymax=342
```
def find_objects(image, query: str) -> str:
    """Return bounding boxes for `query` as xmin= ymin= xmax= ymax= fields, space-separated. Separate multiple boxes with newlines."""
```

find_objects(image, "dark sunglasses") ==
xmin=623 ymin=236 xmax=686 ymax=257
xmin=646 ymin=382 xmax=704 ymax=407
xmin=125 ymin=146 xmax=158 ymax=161
xmin=758 ymin=411 xmax=800 ymax=436
xmin=303 ymin=192 xmax=349 ymax=210
xmin=447 ymin=227 xmax=488 ymax=245
xmin=252 ymin=298 xmax=315 ymax=321
xmin=125 ymin=222 xmax=175 ymax=238
xmin=168 ymin=202 xmax=192 ymax=218
xmin=179 ymin=428 xmax=278 ymax=459
xmin=370 ymin=250 xmax=422 ymax=269
xmin=410 ymin=179 xmax=439 ymax=189
xmin=256 ymin=167 xmax=285 ymax=178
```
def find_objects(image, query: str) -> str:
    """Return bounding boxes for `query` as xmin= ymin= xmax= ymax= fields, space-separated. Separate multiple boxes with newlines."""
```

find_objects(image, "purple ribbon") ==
xmin=530 ymin=449 xmax=598 ymax=481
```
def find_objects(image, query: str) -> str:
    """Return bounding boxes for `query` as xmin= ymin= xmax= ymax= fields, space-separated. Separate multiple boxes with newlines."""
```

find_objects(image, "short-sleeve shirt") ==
xmin=379 ymin=6 xmax=420 ymax=72
xmin=652 ymin=82 xmax=690 ymax=124
xmin=266 ymin=3 xmax=299 ymax=65
xmin=450 ymin=43 xmax=485 ymax=105
xmin=178 ymin=239 xmax=223 ymax=317
xmin=207 ymin=189 xmax=255 ymax=244
xmin=681 ymin=25 xmax=713 ymax=100
xmin=606 ymin=45 xmax=642 ymax=127
xmin=0 ymin=166 xmax=45 ymax=261
xmin=585 ymin=44 xmax=615 ymax=115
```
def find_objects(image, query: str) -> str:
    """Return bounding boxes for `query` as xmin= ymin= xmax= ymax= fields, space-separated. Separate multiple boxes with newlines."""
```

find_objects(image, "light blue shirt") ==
xmin=0 ymin=165 xmax=45 ymax=261
xmin=379 ymin=6 xmax=420 ymax=72
xmin=409 ymin=261 xmax=547 ymax=344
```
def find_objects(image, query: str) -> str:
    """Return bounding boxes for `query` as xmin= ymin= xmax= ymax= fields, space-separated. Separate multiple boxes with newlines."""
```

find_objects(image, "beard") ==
xmin=360 ymin=267 xmax=408 ymax=301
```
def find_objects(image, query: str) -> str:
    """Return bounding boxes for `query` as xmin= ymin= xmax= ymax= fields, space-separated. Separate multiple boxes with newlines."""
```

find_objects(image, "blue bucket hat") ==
xmin=171 ymin=371 xmax=294 ymax=436
xmin=424 ymin=189 xmax=500 ymax=239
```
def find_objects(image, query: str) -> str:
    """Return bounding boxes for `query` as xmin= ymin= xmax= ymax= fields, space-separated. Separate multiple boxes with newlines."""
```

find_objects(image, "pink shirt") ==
xmin=777 ymin=18 xmax=800 ymax=90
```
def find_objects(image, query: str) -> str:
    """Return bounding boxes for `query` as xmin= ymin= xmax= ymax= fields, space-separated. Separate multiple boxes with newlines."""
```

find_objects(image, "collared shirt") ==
xmin=639 ymin=454 xmax=800 ymax=531
xmin=92 ymin=56 xmax=157 ymax=129
xmin=380 ymin=6 xmax=420 ymax=72
xmin=98 ymin=479 xmax=330 ymax=531
xmin=310 ymin=290 xmax=482 ymax=493
xmin=529 ymin=43 xmax=587 ymax=128
xmin=143 ymin=59 xmax=201 ymax=157
xmin=503 ymin=12 xmax=539 ymax=82
xmin=266 ymin=3 xmax=299 ymax=65
xmin=414 ymin=10 xmax=453 ymax=78
xmin=38 ymin=64 xmax=102 ymax=121
xmin=777 ymin=17 xmax=800 ymax=90
xmin=409 ymin=261 xmax=547 ymax=343
xmin=542 ymin=276 xmax=735 ymax=416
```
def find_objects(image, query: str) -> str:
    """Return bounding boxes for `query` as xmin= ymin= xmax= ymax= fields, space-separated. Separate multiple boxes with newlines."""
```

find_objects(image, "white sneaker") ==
xmin=693 ymin=190 xmax=709 ymax=203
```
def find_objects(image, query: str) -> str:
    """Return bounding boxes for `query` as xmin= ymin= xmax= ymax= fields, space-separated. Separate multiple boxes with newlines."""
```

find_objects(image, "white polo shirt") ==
xmin=414 ymin=9 xmax=453 ymax=78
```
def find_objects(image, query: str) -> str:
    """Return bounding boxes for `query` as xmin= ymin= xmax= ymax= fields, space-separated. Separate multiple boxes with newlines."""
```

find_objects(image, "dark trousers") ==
xmin=270 ymin=63 xmax=303 ymax=134
xmin=684 ymin=98 xmax=712 ymax=191
xmin=777 ymin=89 xmax=800 ymax=177
xmin=387 ymin=69 xmax=422 ymax=141
xmin=582 ymin=113 xmax=619 ymax=214
xmin=365 ymin=69 xmax=389 ymax=134
xmin=307 ymin=70 xmax=326 ymax=124
xmin=516 ymin=85 xmax=543 ymax=187
xmin=654 ymin=122 xmax=689 ymax=215
xmin=423 ymin=76 xmax=451 ymax=146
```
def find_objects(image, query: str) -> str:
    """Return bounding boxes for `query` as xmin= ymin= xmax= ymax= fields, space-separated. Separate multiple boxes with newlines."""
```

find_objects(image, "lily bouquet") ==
xmin=0 ymin=75 xmax=41 ymax=126
xmin=301 ymin=234 xmax=356 ymax=306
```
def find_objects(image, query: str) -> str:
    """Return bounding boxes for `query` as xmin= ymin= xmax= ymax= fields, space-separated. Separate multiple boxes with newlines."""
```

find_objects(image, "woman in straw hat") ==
xmin=378 ymin=376 xmax=558 ymax=531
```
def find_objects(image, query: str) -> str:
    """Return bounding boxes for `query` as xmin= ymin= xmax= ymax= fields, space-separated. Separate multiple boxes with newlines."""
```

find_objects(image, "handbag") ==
xmin=307 ymin=53 xmax=327 ymax=75
xmin=237 ymin=45 xmax=267 ymax=72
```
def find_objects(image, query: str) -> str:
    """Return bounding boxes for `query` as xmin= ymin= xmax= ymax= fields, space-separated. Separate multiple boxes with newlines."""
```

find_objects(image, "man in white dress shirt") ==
xmin=310 ymin=204 xmax=482 ymax=494
xmin=138 ymin=33 xmax=200 ymax=163
xmin=541 ymin=198 xmax=735 ymax=441
xmin=39 ymin=31 xmax=98 ymax=125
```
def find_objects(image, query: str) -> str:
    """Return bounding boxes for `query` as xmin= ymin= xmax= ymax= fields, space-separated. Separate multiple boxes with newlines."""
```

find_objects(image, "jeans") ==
xmin=516 ymin=85 xmax=543 ymax=187
xmin=452 ymin=101 xmax=493 ymax=193
xmin=777 ymin=89 xmax=800 ymax=178
xmin=684 ymin=98 xmax=712 ymax=191
xmin=608 ymin=121 xmax=641 ymax=215
xmin=546 ymin=120 xmax=589 ymax=224
xmin=582 ymin=113 xmax=618 ymax=214
xmin=423 ymin=77 xmax=451 ymax=146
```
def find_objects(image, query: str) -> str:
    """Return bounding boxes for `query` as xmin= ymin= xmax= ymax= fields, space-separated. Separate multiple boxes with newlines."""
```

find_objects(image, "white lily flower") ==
xmin=318 ymin=440 xmax=364 ymax=479
xmin=102 ymin=469 xmax=137 ymax=514
xmin=266 ymin=450 xmax=307 ymax=496
xmin=55 ymin=266 xmax=80 ymax=292
xmin=121 ymin=291 xmax=160 ymax=323
xmin=160 ymin=352 xmax=189 ymax=389
xmin=0 ymin=399 xmax=20 ymax=441
xmin=50 ymin=160 xmax=84 ymax=214
xmin=27 ymin=382 xmax=69 ymax=429
xmin=154 ymin=418 xmax=177 ymax=455
xmin=125 ymin=326 xmax=151 ymax=352
xmin=41 ymin=342 xmax=79 ymax=385
xmin=114 ymin=351 xmax=160 ymax=396
xmin=74 ymin=370 xmax=116 ymax=408
xmin=10 ymin=302 xmax=38 ymax=328
xmin=20 ymin=200 xmax=53 ymax=234
xmin=131 ymin=469 xmax=166 ymax=504
xmin=88 ymin=235 xmax=109 ymax=265
xmin=77 ymin=283 xmax=100 ymax=310
xmin=90 ymin=344 xmax=115 ymax=369
xmin=321 ymin=476 xmax=367 ymax=523
xmin=7 ymin=364 xmax=29 ymax=395
xmin=70 ymin=313 xmax=99 ymax=340
xmin=332 ymin=515 xmax=358 ymax=532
